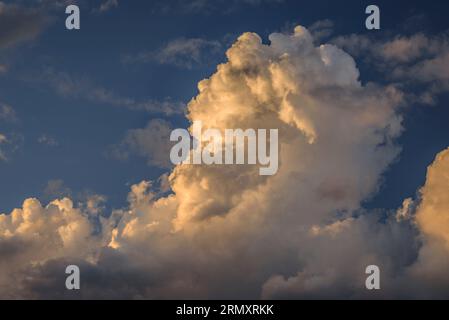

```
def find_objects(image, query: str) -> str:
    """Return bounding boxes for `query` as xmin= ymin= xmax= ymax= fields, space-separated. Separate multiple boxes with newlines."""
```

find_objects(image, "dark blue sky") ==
xmin=1 ymin=0 xmax=448 ymax=213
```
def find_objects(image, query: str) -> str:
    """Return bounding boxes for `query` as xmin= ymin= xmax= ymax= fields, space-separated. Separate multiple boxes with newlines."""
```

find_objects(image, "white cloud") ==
xmin=0 ymin=103 xmax=16 ymax=122
xmin=0 ymin=132 xmax=21 ymax=162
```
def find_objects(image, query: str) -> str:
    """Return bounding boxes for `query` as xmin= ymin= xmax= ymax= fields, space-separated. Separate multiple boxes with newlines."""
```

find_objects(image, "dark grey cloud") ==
xmin=0 ymin=2 xmax=50 ymax=50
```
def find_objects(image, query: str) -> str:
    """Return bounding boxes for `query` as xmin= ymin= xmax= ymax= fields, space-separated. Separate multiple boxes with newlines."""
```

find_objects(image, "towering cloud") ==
xmin=0 ymin=25 xmax=448 ymax=299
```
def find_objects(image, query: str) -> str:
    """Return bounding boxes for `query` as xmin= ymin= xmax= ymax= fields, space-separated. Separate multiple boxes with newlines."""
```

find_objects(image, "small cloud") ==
xmin=43 ymin=179 xmax=72 ymax=200
xmin=110 ymin=119 xmax=175 ymax=168
xmin=93 ymin=0 xmax=119 ymax=13
xmin=332 ymin=30 xmax=449 ymax=105
xmin=78 ymin=192 xmax=107 ymax=216
xmin=0 ymin=2 xmax=50 ymax=50
xmin=37 ymin=134 xmax=59 ymax=147
xmin=0 ymin=132 xmax=22 ymax=162
xmin=0 ymin=103 xmax=16 ymax=122
xmin=0 ymin=133 xmax=8 ymax=161
xmin=309 ymin=19 xmax=334 ymax=43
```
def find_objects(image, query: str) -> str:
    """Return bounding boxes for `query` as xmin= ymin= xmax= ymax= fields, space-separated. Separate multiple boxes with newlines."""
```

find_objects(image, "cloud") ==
xmin=125 ymin=38 xmax=222 ymax=69
xmin=0 ymin=24 xmax=448 ymax=299
xmin=0 ymin=133 xmax=8 ymax=161
xmin=0 ymin=104 xmax=20 ymax=162
xmin=0 ymin=1 xmax=49 ymax=50
xmin=332 ymin=31 xmax=449 ymax=104
xmin=43 ymin=179 xmax=72 ymax=200
xmin=0 ymin=103 xmax=16 ymax=122
xmin=415 ymin=147 xmax=449 ymax=249
xmin=333 ymin=32 xmax=448 ymax=65
xmin=42 ymin=180 xmax=107 ymax=219
xmin=93 ymin=0 xmax=118 ymax=13
xmin=26 ymin=67 xmax=186 ymax=116
xmin=0 ymin=132 xmax=22 ymax=162
xmin=308 ymin=19 xmax=334 ymax=43
xmin=38 ymin=134 xmax=59 ymax=147
xmin=111 ymin=119 xmax=175 ymax=168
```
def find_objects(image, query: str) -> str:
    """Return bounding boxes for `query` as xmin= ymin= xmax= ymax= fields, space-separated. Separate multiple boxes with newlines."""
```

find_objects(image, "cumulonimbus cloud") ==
xmin=0 ymin=25 xmax=448 ymax=299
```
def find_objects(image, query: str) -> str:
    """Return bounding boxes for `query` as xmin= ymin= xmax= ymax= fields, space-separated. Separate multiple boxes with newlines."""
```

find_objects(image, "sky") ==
xmin=0 ymin=0 xmax=449 ymax=299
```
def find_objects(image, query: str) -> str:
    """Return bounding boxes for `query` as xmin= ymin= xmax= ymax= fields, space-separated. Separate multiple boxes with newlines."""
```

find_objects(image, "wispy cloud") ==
xmin=332 ymin=30 xmax=449 ymax=105
xmin=25 ymin=67 xmax=186 ymax=116
xmin=0 ymin=103 xmax=19 ymax=162
xmin=0 ymin=103 xmax=17 ymax=122
xmin=308 ymin=19 xmax=334 ymax=43
xmin=0 ymin=133 xmax=8 ymax=161
xmin=37 ymin=134 xmax=59 ymax=147
xmin=124 ymin=37 xmax=222 ymax=69
xmin=93 ymin=0 xmax=119 ymax=13
xmin=0 ymin=132 xmax=22 ymax=162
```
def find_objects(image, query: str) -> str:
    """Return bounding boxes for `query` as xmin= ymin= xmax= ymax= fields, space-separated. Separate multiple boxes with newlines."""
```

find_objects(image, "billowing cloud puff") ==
xmin=169 ymin=26 xmax=403 ymax=230
xmin=0 ymin=198 xmax=104 ymax=298
xmin=0 ymin=25 xmax=448 ymax=299
xmin=416 ymin=148 xmax=449 ymax=248
xmin=398 ymin=148 xmax=449 ymax=298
